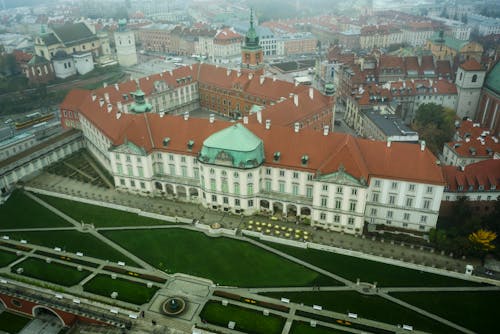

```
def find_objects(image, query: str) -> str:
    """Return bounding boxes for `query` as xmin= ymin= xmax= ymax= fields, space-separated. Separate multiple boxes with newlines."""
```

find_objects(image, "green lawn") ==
xmin=37 ymin=194 xmax=173 ymax=227
xmin=83 ymin=274 xmax=159 ymax=305
xmin=0 ymin=311 xmax=31 ymax=333
xmin=5 ymin=230 xmax=136 ymax=265
xmin=289 ymin=321 xmax=352 ymax=334
xmin=102 ymin=228 xmax=340 ymax=287
xmin=11 ymin=258 xmax=91 ymax=286
xmin=261 ymin=291 xmax=459 ymax=334
xmin=393 ymin=291 xmax=500 ymax=334
xmin=0 ymin=250 xmax=18 ymax=267
xmin=200 ymin=300 xmax=285 ymax=334
xmin=0 ymin=191 xmax=70 ymax=229
xmin=262 ymin=242 xmax=478 ymax=287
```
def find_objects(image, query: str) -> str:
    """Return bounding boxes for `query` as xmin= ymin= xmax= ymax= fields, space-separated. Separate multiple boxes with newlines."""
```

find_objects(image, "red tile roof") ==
xmin=214 ymin=28 xmax=242 ymax=41
xmin=442 ymin=159 xmax=500 ymax=192
xmin=460 ymin=59 xmax=483 ymax=71
xmin=446 ymin=120 xmax=500 ymax=158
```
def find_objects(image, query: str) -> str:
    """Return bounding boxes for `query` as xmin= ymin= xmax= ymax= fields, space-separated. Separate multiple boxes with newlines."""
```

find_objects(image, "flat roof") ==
xmin=363 ymin=110 xmax=417 ymax=137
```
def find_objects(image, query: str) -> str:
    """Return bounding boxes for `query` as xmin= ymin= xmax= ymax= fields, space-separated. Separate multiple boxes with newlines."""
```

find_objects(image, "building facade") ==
xmin=114 ymin=19 xmax=138 ymax=67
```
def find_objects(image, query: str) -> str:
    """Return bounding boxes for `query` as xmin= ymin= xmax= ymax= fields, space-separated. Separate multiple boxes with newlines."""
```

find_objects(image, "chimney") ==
xmin=114 ymin=83 xmax=119 ymax=91
xmin=243 ymin=116 xmax=248 ymax=124
xmin=99 ymin=98 xmax=104 ymax=107
xmin=293 ymin=94 xmax=299 ymax=107
xmin=116 ymin=112 xmax=121 ymax=119
xmin=265 ymin=119 xmax=271 ymax=130
xmin=117 ymin=101 xmax=122 ymax=111
xmin=227 ymin=68 xmax=231 ymax=76
xmin=387 ymin=139 xmax=391 ymax=148
xmin=107 ymin=103 xmax=112 ymax=113
xmin=237 ymin=69 xmax=241 ymax=77
xmin=294 ymin=122 xmax=300 ymax=133
xmin=256 ymin=110 xmax=262 ymax=124
xmin=273 ymin=74 xmax=277 ymax=82
xmin=323 ymin=125 xmax=329 ymax=136
xmin=104 ymin=93 xmax=110 ymax=103
xmin=103 ymin=82 xmax=107 ymax=88
xmin=260 ymin=76 xmax=265 ymax=85
xmin=146 ymin=76 xmax=149 ymax=80
xmin=248 ymin=72 xmax=253 ymax=80
xmin=420 ymin=140 xmax=426 ymax=151
xmin=209 ymin=114 xmax=215 ymax=123
xmin=91 ymin=93 xmax=96 ymax=102
xmin=183 ymin=111 xmax=189 ymax=120
xmin=294 ymin=80 xmax=299 ymax=87
xmin=159 ymin=112 xmax=165 ymax=118
xmin=309 ymin=87 xmax=314 ymax=100
xmin=123 ymin=104 xmax=128 ymax=113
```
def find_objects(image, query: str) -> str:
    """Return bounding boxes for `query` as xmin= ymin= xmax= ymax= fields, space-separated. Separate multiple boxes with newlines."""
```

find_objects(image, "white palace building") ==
xmin=59 ymin=64 xmax=444 ymax=236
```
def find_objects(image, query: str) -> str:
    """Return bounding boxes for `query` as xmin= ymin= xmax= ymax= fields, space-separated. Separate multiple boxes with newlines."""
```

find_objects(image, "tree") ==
xmin=469 ymin=229 xmax=497 ymax=255
xmin=412 ymin=103 xmax=455 ymax=155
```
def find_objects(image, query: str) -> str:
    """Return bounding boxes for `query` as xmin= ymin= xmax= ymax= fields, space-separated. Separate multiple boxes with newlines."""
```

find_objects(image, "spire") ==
xmin=250 ymin=8 xmax=254 ymax=29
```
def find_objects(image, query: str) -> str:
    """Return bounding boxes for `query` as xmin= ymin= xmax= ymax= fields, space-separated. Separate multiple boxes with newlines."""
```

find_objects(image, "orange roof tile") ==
xmin=460 ymin=59 xmax=483 ymax=71
xmin=442 ymin=159 xmax=500 ymax=192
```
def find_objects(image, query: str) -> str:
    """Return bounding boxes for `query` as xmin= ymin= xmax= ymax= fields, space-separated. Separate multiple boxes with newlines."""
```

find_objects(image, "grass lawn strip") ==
xmin=83 ymin=274 xmax=159 ymax=305
xmin=262 ymin=241 xmax=479 ymax=287
xmin=37 ymin=194 xmax=174 ymax=227
xmin=0 ymin=190 xmax=70 ymax=229
xmin=12 ymin=258 xmax=91 ymax=287
xmin=392 ymin=291 xmax=500 ymax=334
xmin=102 ymin=228 xmax=340 ymax=287
xmin=289 ymin=321 xmax=355 ymax=334
xmin=200 ymin=300 xmax=285 ymax=334
xmin=5 ymin=230 xmax=138 ymax=266
xmin=0 ymin=311 xmax=32 ymax=333
xmin=262 ymin=291 xmax=460 ymax=334
xmin=0 ymin=250 xmax=19 ymax=267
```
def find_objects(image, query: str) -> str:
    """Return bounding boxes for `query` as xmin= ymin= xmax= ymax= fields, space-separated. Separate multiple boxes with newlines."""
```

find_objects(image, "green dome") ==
xmin=243 ymin=9 xmax=260 ymax=50
xmin=199 ymin=124 xmax=264 ymax=169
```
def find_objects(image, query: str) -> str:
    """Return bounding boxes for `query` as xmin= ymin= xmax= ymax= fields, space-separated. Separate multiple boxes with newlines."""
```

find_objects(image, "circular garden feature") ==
xmin=162 ymin=297 xmax=186 ymax=316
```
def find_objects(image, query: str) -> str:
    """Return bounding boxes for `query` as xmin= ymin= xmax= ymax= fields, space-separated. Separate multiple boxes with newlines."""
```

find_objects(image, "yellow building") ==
xmin=426 ymin=32 xmax=483 ymax=63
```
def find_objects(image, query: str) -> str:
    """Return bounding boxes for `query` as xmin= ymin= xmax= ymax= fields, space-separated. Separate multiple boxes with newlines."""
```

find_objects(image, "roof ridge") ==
xmin=144 ymin=113 xmax=155 ymax=150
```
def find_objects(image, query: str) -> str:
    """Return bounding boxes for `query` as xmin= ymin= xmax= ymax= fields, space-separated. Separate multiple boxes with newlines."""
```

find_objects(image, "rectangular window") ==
xmin=223 ymin=197 xmax=229 ymax=204
xmin=307 ymin=174 xmax=313 ymax=181
xmin=387 ymin=210 xmax=393 ymax=218
xmin=322 ymin=184 xmax=328 ymax=191
xmin=321 ymin=197 xmax=327 ymax=207
xmin=335 ymin=199 xmax=342 ymax=209
xmin=374 ymin=180 xmax=381 ymax=187
xmin=266 ymin=168 xmax=271 ymax=175
xmin=116 ymin=163 xmax=123 ymax=175
xmin=279 ymin=170 xmax=285 ymax=177
xmin=212 ymin=195 xmax=217 ymax=202
xmin=221 ymin=181 xmax=229 ymax=193
xmin=406 ymin=197 xmax=413 ymax=208
xmin=265 ymin=180 xmax=271 ymax=192
xmin=336 ymin=186 xmax=343 ymax=194
xmin=404 ymin=213 xmax=410 ymax=221
xmin=349 ymin=201 xmax=356 ymax=212
xmin=234 ymin=183 xmax=240 ymax=195
xmin=247 ymin=183 xmax=253 ymax=196
xmin=334 ymin=215 xmax=340 ymax=223
xmin=235 ymin=199 xmax=240 ymax=206
xmin=391 ymin=182 xmax=398 ymax=190
xmin=248 ymin=199 xmax=254 ymax=207
xmin=120 ymin=178 xmax=125 ymax=186
xmin=306 ymin=186 xmax=313 ymax=198
xmin=169 ymin=154 xmax=174 ymax=161
xmin=420 ymin=215 xmax=427 ymax=223
xmin=140 ymin=182 xmax=145 ymax=189
xmin=137 ymin=166 xmax=144 ymax=177
xmin=348 ymin=218 xmax=355 ymax=225
xmin=320 ymin=212 xmax=326 ymax=220
xmin=127 ymin=165 xmax=133 ymax=176
xmin=130 ymin=180 xmax=136 ymax=188
xmin=426 ymin=186 xmax=433 ymax=194
xmin=181 ymin=156 xmax=186 ymax=163
xmin=279 ymin=182 xmax=285 ymax=193
xmin=351 ymin=188 xmax=357 ymax=196
xmin=293 ymin=172 xmax=299 ymax=179
xmin=126 ymin=155 xmax=131 ymax=162
xmin=409 ymin=184 xmax=415 ymax=192
xmin=292 ymin=184 xmax=299 ymax=196
xmin=389 ymin=195 xmax=396 ymax=205
xmin=372 ymin=193 xmax=379 ymax=202
xmin=210 ymin=179 xmax=216 ymax=191
xmin=194 ymin=168 xmax=199 ymax=179
xmin=136 ymin=156 xmax=142 ymax=163
xmin=423 ymin=199 xmax=431 ymax=209
xmin=371 ymin=208 xmax=377 ymax=216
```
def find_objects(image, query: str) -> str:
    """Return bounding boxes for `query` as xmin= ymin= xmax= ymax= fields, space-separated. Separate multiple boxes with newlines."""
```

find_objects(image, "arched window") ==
xmin=472 ymin=74 xmax=478 ymax=83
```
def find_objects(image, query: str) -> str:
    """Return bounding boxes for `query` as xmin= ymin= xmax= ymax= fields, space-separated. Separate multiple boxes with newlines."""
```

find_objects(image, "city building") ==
xmin=402 ymin=22 xmax=436 ymax=47
xmin=467 ymin=14 xmax=500 ymax=36
xmin=426 ymin=32 xmax=484 ymax=63
xmin=361 ymin=108 xmax=419 ymax=142
xmin=241 ymin=11 xmax=264 ymax=73
xmin=114 ymin=19 xmax=138 ymax=67
xmin=60 ymin=81 xmax=444 ymax=235
xmin=24 ymin=55 xmax=55 ymax=84
xmin=442 ymin=119 xmax=500 ymax=167
xmin=455 ymin=59 xmax=486 ymax=119
xmin=440 ymin=159 xmax=500 ymax=217
xmin=135 ymin=24 xmax=175 ymax=53
xmin=360 ymin=25 xmax=403 ymax=50
xmin=212 ymin=28 xmax=243 ymax=64
xmin=476 ymin=61 xmax=500 ymax=136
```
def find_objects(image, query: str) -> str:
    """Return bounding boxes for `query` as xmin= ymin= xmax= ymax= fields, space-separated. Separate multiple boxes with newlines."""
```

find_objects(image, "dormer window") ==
xmin=163 ymin=137 xmax=170 ymax=147
xmin=301 ymin=155 xmax=309 ymax=166
xmin=187 ymin=140 xmax=194 ymax=150
xmin=273 ymin=151 xmax=281 ymax=162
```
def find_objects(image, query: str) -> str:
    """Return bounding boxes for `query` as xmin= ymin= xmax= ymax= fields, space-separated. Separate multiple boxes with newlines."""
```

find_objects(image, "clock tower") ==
xmin=241 ymin=9 xmax=264 ymax=74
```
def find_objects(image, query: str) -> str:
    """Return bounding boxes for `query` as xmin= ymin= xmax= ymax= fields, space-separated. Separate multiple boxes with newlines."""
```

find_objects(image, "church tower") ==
xmin=114 ymin=19 xmax=137 ymax=67
xmin=241 ymin=9 xmax=264 ymax=74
